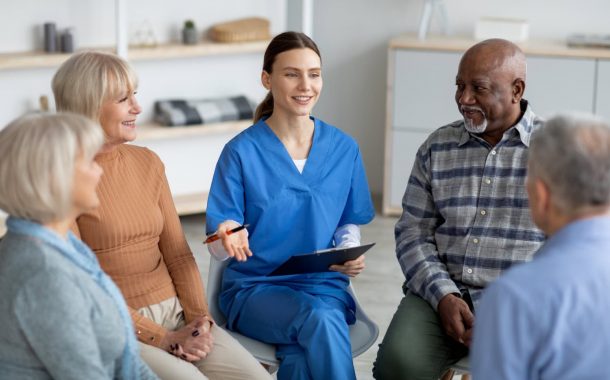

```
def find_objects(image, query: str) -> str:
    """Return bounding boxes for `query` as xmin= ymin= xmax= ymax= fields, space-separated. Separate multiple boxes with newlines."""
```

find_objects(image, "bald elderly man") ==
xmin=373 ymin=39 xmax=546 ymax=379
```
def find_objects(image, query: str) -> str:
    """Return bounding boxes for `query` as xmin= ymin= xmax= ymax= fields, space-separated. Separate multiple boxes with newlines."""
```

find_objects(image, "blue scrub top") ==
xmin=206 ymin=117 xmax=374 ymax=324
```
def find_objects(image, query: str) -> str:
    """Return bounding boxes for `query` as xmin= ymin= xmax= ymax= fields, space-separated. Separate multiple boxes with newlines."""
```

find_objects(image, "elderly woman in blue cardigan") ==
xmin=0 ymin=112 xmax=158 ymax=380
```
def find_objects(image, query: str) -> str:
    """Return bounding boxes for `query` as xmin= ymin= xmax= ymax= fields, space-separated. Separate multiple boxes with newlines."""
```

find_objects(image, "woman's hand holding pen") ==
xmin=217 ymin=220 xmax=252 ymax=262
xmin=329 ymin=255 xmax=366 ymax=277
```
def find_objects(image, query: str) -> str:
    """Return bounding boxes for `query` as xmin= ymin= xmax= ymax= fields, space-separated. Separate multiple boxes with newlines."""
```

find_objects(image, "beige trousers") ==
xmin=138 ymin=297 xmax=271 ymax=380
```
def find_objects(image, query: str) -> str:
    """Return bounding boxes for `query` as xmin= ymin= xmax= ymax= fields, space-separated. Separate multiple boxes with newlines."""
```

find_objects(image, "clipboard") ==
xmin=268 ymin=242 xmax=376 ymax=276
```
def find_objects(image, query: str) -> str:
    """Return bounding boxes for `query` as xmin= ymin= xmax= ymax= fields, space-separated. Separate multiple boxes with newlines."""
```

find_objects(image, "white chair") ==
xmin=206 ymin=257 xmax=380 ymax=373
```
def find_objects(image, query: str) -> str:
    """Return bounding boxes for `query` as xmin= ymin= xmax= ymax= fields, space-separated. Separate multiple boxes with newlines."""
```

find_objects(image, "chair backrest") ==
xmin=205 ymin=257 xmax=379 ymax=359
xmin=347 ymin=283 xmax=380 ymax=357
xmin=206 ymin=257 xmax=280 ymax=371
xmin=206 ymin=257 xmax=230 ymax=326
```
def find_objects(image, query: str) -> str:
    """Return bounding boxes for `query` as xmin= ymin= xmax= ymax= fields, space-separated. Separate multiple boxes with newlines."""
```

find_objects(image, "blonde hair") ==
xmin=0 ymin=112 xmax=104 ymax=223
xmin=52 ymin=51 xmax=138 ymax=122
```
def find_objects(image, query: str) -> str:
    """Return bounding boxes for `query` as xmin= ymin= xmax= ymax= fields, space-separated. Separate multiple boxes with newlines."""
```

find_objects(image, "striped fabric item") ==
xmin=154 ymin=95 xmax=254 ymax=126
xmin=395 ymin=100 xmax=546 ymax=311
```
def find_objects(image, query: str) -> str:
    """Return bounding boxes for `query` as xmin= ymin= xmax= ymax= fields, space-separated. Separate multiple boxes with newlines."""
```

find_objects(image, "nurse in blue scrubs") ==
xmin=205 ymin=31 xmax=375 ymax=380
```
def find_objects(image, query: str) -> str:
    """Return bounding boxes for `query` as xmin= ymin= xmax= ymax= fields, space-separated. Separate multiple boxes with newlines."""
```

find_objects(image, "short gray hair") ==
xmin=52 ymin=51 xmax=138 ymax=121
xmin=528 ymin=113 xmax=610 ymax=214
xmin=0 ymin=112 xmax=104 ymax=223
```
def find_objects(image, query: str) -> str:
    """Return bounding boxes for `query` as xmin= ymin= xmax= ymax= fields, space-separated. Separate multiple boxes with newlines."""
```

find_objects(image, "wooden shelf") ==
xmin=0 ymin=48 xmax=113 ymax=70
xmin=174 ymin=192 xmax=208 ymax=216
xmin=382 ymin=206 xmax=402 ymax=217
xmin=129 ymin=40 xmax=268 ymax=62
xmin=136 ymin=119 xmax=250 ymax=140
xmin=0 ymin=39 xmax=268 ymax=70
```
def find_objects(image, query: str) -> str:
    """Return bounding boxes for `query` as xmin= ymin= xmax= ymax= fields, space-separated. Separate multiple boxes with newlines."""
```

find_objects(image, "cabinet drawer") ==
xmin=525 ymin=56 xmax=595 ymax=118
xmin=393 ymin=50 xmax=461 ymax=131
xmin=387 ymin=129 xmax=432 ymax=212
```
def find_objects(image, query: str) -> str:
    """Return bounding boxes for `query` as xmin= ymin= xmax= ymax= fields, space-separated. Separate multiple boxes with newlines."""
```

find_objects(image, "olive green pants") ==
xmin=372 ymin=292 xmax=468 ymax=380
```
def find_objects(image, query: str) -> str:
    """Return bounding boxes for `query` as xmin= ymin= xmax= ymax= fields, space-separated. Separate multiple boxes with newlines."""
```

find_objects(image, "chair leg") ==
xmin=440 ymin=369 xmax=455 ymax=380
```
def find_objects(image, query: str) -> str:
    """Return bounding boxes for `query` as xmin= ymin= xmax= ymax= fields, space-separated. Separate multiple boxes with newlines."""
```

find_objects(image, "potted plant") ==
xmin=182 ymin=20 xmax=198 ymax=45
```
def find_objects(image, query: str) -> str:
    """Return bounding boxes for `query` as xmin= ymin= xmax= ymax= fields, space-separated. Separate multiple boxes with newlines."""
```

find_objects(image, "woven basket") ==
xmin=209 ymin=17 xmax=270 ymax=43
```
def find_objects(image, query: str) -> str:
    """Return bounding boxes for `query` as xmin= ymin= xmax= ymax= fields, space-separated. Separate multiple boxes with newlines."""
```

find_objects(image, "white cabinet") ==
xmin=384 ymin=35 xmax=610 ymax=215
xmin=525 ymin=56 xmax=596 ymax=118
xmin=393 ymin=50 xmax=461 ymax=130
xmin=389 ymin=129 xmax=431 ymax=207
xmin=385 ymin=49 xmax=461 ymax=215
xmin=595 ymin=60 xmax=610 ymax=121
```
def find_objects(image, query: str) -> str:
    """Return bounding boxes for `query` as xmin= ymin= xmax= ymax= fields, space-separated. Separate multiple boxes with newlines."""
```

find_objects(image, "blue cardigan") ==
xmin=0 ymin=230 xmax=157 ymax=380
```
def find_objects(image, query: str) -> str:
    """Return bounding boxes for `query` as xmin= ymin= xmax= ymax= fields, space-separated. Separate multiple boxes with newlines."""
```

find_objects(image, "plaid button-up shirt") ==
xmin=396 ymin=100 xmax=545 ymax=310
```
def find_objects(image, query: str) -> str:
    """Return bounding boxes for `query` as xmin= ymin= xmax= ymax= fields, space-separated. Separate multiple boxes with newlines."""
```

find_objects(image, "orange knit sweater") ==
xmin=74 ymin=144 xmax=207 ymax=347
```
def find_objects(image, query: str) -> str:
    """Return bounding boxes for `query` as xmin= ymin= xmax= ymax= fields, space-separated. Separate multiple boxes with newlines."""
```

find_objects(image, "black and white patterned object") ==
xmin=154 ymin=95 xmax=254 ymax=126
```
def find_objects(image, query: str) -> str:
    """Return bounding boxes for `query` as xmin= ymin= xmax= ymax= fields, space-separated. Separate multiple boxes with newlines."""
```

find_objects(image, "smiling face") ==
xmin=455 ymin=40 xmax=526 ymax=145
xmin=261 ymin=47 xmax=322 ymax=119
xmin=98 ymin=89 xmax=141 ymax=147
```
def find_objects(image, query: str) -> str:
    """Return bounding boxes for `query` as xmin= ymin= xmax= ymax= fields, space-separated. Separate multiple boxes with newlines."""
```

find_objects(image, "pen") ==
xmin=203 ymin=224 xmax=249 ymax=244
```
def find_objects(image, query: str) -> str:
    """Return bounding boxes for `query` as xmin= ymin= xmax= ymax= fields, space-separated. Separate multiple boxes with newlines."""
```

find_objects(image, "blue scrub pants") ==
xmin=232 ymin=284 xmax=356 ymax=380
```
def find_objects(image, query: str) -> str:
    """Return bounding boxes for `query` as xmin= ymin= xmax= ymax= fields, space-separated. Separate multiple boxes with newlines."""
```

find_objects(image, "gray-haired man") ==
xmin=472 ymin=113 xmax=610 ymax=379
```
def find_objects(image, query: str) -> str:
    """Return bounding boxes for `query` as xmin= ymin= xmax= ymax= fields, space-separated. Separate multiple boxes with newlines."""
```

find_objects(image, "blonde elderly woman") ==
xmin=0 ymin=113 xmax=158 ymax=379
xmin=51 ymin=51 xmax=270 ymax=380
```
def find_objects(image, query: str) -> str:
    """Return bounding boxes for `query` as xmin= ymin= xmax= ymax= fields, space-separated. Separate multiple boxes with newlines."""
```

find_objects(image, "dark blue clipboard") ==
xmin=268 ymin=242 xmax=376 ymax=276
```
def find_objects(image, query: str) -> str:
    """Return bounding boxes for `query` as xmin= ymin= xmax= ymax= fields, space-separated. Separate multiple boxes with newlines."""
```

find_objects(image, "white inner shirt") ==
xmin=293 ymin=158 xmax=307 ymax=174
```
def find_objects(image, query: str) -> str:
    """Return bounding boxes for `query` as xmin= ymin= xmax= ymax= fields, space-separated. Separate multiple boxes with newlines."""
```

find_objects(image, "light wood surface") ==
xmin=0 ymin=40 xmax=268 ymax=70
xmin=173 ymin=192 xmax=209 ymax=216
xmin=136 ymin=119 xmax=250 ymax=140
xmin=128 ymin=39 xmax=268 ymax=61
xmin=0 ymin=216 xmax=5 ymax=237
xmin=390 ymin=34 xmax=610 ymax=59
xmin=0 ymin=50 xmax=85 ymax=70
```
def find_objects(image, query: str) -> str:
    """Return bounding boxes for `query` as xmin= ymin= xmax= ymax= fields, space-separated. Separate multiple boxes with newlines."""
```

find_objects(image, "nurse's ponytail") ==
xmin=254 ymin=31 xmax=321 ymax=123
xmin=254 ymin=92 xmax=274 ymax=122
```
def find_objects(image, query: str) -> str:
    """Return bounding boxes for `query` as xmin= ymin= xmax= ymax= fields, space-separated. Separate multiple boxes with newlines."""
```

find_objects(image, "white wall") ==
xmin=311 ymin=0 xmax=610 ymax=196
xmin=311 ymin=0 xmax=411 ymax=197
xmin=428 ymin=0 xmax=610 ymax=39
